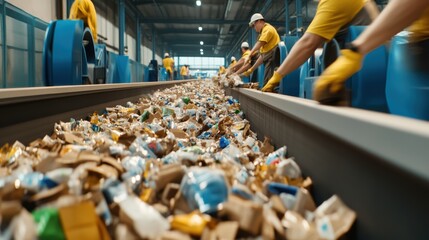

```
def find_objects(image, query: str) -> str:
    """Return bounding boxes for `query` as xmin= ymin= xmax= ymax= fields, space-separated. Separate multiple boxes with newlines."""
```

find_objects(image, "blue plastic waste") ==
xmin=219 ymin=136 xmax=230 ymax=149
xmin=267 ymin=182 xmax=298 ymax=196
xmin=180 ymin=168 xmax=228 ymax=214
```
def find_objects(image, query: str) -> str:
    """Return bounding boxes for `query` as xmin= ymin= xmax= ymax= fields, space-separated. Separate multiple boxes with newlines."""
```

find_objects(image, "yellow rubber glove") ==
xmin=261 ymin=71 xmax=283 ymax=92
xmin=69 ymin=0 xmax=98 ymax=42
xmin=242 ymin=67 xmax=253 ymax=77
xmin=313 ymin=49 xmax=363 ymax=105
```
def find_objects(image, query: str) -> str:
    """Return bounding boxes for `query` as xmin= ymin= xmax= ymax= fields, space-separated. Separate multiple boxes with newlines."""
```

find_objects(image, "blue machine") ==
xmin=386 ymin=32 xmax=429 ymax=120
xmin=278 ymin=36 xmax=301 ymax=96
xmin=346 ymin=26 xmax=388 ymax=112
xmin=43 ymin=20 xmax=129 ymax=86
xmin=43 ymin=20 xmax=90 ymax=85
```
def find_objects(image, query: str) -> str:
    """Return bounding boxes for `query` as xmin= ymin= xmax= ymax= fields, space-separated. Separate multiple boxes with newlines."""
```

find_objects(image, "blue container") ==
xmin=386 ymin=32 xmax=429 ymax=120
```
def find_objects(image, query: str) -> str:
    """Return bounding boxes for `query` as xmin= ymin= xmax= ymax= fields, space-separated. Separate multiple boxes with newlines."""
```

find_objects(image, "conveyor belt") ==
xmin=1 ymin=82 xmax=428 ymax=239
xmin=225 ymin=87 xmax=429 ymax=240
xmin=0 ymin=81 xmax=191 ymax=145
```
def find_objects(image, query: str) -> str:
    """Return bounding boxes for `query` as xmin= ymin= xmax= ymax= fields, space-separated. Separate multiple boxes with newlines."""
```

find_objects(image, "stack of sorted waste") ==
xmin=0 ymin=81 xmax=355 ymax=239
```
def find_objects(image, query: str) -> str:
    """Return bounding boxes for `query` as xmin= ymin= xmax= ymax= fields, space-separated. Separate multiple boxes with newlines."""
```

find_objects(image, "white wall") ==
xmin=7 ymin=0 xmax=162 ymax=66
xmin=7 ymin=0 xmax=57 ymax=22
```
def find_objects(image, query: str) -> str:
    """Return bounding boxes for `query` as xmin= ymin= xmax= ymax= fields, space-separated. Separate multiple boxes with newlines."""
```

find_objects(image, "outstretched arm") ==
xmin=276 ymin=33 xmax=325 ymax=77
xmin=353 ymin=0 xmax=429 ymax=54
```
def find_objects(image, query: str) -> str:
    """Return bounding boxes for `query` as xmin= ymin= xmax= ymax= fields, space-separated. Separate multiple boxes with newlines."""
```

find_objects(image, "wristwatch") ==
xmin=345 ymin=42 xmax=360 ymax=53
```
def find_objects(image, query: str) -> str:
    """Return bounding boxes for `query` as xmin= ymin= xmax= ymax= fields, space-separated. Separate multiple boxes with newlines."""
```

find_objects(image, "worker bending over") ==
xmin=243 ymin=13 xmax=280 ymax=88
xmin=314 ymin=0 xmax=429 ymax=105
xmin=261 ymin=0 xmax=379 ymax=92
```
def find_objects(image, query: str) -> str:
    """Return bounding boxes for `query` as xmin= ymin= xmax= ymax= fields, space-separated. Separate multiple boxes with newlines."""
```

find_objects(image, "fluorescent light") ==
xmin=200 ymin=52 xmax=204 ymax=55
xmin=200 ymin=41 xmax=204 ymax=45
xmin=196 ymin=0 xmax=201 ymax=6
xmin=198 ymin=26 xmax=203 ymax=31
xmin=200 ymin=49 xmax=204 ymax=52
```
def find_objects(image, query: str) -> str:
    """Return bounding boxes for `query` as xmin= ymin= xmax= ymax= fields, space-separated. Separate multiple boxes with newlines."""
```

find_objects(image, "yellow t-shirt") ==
xmin=163 ymin=57 xmax=174 ymax=72
xmin=219 ymin=66 xmax=226 ymax=74
xmin=306 ymin=0 xmax=365 ymax=41
xmin=408 ymin=6 xmax=429 ymax=42
xmin=69 ymin=0 xmax=98 ymax=42
xmin=180 ymin=66 xmax=187 ymax=76
xmin=229 ymin=60 xmax=237 ymax=68
xmin=258 ymin=23 xmax=280 ymax=53
xmin=242 ymin=50 xmax=251 ymax=58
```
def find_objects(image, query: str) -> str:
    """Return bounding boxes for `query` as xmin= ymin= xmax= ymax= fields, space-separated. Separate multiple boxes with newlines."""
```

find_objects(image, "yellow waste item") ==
xmin=170 ymin=211 xmax=211 ymax=236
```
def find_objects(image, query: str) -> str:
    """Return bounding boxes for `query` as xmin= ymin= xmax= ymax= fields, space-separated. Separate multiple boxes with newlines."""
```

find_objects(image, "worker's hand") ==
xmin=241 ymin=67 xmax=253 ymax=77
xmin=226 ymin=69 xmax=232 ymax=77
xmin=313 ymin=49 xmax=363 ymax=105
xmin=261 ymin=71 xmax=283 ymax=92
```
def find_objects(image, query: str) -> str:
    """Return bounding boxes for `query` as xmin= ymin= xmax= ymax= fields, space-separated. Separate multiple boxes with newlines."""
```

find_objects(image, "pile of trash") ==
xmin=0 ymin=80 xmax=355 ymax=239
xmin=214 ymin=73 xmax=259 ymax=89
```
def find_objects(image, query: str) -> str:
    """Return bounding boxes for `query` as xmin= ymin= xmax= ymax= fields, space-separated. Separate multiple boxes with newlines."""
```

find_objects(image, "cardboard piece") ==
xmin=155 ymin=164 xmax=185 ymax=192
xmin=59 ymin=201 xmax=103 ymax=240
xmin=202 ymin=221 xmax=239 ymax=240
xmin=61 ymin=132 xmax=84 ymax=145
xmin=170 ymin=129 xmax=189 ymax=139
xmin=222 ymin=195 xmax=263 ymax=235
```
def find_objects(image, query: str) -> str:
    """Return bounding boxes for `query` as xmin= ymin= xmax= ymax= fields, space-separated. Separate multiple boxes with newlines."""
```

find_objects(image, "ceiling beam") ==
xmin=140 ymin=18 xmax=285 ymax=26
xmin=156 ymin=29 xmax=219 ymax=35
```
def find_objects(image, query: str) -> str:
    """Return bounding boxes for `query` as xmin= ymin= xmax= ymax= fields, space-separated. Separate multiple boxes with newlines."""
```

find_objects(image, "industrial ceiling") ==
xmin=103 ymin=0 xmax=388 ymax=58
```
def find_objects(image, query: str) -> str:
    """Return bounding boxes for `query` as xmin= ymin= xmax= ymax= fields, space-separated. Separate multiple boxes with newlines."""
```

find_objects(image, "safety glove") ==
xmin=261 ymin=71 xmax=283 ymax=92
xmin=241 ymin=67 xmax=254 ymax=77
xmin=313 ymin=49 xmax=363 ymax=105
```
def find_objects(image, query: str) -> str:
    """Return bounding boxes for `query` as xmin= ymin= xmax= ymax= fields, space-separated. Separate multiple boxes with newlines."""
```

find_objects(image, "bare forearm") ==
xmin=236 ymin=62 xmax=251 ymax=75
xmin=250 ymin=41 xmax=264 ymax=57
xmin=251 ymin=55 xmax=264 ymax=70
xmin=276 ymin=33 xmax=322 ymax=76
xmin=354 ymin=0 xmax=429 ymax=54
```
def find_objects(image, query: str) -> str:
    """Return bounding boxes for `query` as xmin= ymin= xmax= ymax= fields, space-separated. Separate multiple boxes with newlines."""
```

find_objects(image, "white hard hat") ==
xmin=231 ymin=56 xmax=236 ymax=61
xmin=164 ymin=52 xmax=169 ymax=57
xmin=241 ymin=42 xmax=249 ymax=48
xmin=249 ymin=13 xmax=264 ymax=27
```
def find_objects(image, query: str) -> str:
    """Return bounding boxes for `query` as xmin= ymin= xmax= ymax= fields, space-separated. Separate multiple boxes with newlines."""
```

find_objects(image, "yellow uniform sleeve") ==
xmin=219 ymin=66 xmax=226 ymax=74
xmin=242 ymin=50 xmax=251 ymax=58
xmin=306 ymin=0 xmax=365 ymax=41
xmin=69 ymin=0 xmax=98 ymax=42
xmin=258 ymin=23 xmax=280 ymax=53
xmin=408 ymin=6 xmax=429 ymax=42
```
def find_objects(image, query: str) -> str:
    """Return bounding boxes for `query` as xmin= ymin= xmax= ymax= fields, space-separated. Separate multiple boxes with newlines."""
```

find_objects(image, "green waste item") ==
xmin=235 ymin=109 xmax=241 ymax=114
xmin=32 ymin=208 xmax=66 ymax=240
xmin=141 ymin=110 xmax=150 ymax=122
xmin=162 ymin=107 xmax=175 ymax=117
xmin=182 ymin=97 xmax=190 ymax=104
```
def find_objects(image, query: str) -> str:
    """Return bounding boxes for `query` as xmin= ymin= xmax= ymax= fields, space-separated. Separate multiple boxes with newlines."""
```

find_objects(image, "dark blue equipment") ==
xmin=386 ymin=32 xmax=429 ymax=120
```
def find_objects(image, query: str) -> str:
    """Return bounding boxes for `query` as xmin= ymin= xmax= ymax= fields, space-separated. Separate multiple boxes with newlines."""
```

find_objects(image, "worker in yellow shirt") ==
xmin=69 ymin=0 xmax=98 ymax=42
xmin=314 ymin=0 xmax=429 ymax=105
xmin=261 ymin=0 xmax=379 ymax=92
xmin=243 ymin=13 xmax=280 ymax=87
xmin=180 ymin=65 xmax=188 ymax=80
xmin=229 ymin=57 xmax=237 ymax=68
xmin=226 ymin=42 xmax=259 ymax=82
xmin=218 ymin=65 xmax=226 ymax=76
xmin=162 ymin=53 xmax=174 ymax=80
